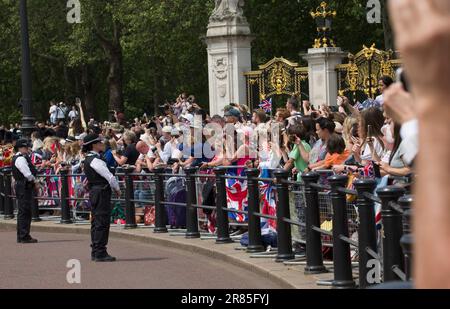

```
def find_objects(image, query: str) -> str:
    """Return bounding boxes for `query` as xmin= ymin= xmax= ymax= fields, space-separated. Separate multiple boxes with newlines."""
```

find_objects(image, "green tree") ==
xmin=0 ymin=0 xmax=388 ymax=125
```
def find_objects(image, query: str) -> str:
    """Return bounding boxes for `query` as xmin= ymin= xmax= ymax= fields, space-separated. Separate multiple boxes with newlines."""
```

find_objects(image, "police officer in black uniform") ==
xmin=83 ymin=134 xmax=121 ymax=262
xmin=12 ymin=139 xmax=38 ymax=244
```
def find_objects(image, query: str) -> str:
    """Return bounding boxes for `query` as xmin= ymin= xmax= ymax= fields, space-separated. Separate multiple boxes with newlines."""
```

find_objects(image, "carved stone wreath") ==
xmin=213 ymin=57 xmax=228 ymax=80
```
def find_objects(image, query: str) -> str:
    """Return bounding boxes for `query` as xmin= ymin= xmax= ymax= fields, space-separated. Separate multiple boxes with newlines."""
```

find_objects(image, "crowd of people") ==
xmin=0 ymin=76 xmax=418 ymax=247
xmin=1 ymin=78 xmax=416 ymax=179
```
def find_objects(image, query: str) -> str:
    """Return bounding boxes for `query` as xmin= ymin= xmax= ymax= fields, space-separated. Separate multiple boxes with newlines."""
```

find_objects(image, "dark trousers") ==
xmin=90 ymin=186 xmax=112 ymax=258
xmin=16 ymin=183 xmax=33 ymax=241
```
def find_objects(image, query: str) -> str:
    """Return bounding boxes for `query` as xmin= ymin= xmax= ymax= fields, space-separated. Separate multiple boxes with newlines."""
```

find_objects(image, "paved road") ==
xmin=0 ymin=231 xmax=282 ymax=289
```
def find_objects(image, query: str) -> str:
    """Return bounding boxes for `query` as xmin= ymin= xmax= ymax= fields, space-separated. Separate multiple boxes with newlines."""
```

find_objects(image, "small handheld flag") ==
xmin=259 ymin=98 xmax=272 ymax=113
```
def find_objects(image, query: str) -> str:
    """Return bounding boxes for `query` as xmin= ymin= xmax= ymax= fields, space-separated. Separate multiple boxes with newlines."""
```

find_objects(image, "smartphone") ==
xmin=367 ymin=125 xmax=373 ymax=138
xmin=372 ymin=161 xmax=381 ymax=178
xmin=396 ymin=68 xmax=409 ymax=92
xmin=167 ymin=158 xmax=180 ymax=165
xmin=351 ymin=123 xmax=359 ymax=139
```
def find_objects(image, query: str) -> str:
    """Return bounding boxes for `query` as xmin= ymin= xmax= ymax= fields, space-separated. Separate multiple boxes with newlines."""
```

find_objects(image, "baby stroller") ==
xmin=165 ymin=176 xmax=187 ymax=229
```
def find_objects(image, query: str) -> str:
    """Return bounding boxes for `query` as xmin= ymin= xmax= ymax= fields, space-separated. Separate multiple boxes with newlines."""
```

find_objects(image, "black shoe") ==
xmin=94 ymin=255 xmax=116 ymax=262
xmin=293 ymin=243 xmax=306 ymax=256
xmin=18 ymin=238 xmax=38 ymax=244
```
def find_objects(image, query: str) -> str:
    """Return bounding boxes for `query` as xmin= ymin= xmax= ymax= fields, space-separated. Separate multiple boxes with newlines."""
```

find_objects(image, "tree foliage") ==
xmin=0 ymin=0 xmax=387 ymax=124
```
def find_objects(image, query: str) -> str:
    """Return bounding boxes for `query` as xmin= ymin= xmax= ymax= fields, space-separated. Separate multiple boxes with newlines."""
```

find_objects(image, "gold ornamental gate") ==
xmin=336 ymin=44 xmax=402 ymax=101
xmin=244 ymin=57 xmax=309 ymax=111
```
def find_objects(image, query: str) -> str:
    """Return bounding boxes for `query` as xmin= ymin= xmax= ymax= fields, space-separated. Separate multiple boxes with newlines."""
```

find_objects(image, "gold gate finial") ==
xmin=310 ymin=1 xmax=337 ymax=48
xmin=336 ymin=44 xmax=402 ymax=99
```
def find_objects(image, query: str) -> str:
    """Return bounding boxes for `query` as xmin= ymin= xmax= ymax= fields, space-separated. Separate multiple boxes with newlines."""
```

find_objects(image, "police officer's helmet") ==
xmin=14 ymin=139 xmax=31 ymax=151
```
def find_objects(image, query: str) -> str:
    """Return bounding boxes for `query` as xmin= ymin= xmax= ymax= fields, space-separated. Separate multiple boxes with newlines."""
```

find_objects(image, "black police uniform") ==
xmin=12 ymin=153 xmax=37 ymax=243
xmin=84 ymin=151 xmax=115 ymax=261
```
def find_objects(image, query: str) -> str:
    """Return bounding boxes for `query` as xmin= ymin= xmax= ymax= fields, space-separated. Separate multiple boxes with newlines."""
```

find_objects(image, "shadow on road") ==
xmin=37 ymin=239 xmax=84 ymax=244
xmin=117 ymin=257 xmax=168 ymax=262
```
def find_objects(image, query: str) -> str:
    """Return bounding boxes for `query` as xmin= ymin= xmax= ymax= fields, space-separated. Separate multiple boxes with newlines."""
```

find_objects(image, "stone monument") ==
xmin=205 ymin=0 xmax=253 ymax=116
xmin=303 ymin=47 xmax=346 ymax=108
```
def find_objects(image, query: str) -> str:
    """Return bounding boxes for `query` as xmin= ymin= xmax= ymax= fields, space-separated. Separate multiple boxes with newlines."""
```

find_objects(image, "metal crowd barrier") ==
xmin=0 ymin=166 xmax=413 ymax=289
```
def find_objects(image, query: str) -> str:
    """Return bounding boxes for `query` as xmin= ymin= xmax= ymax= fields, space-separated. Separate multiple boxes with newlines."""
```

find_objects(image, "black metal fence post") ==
xmin=377 ymin=186 xmax=405 ymax=282
xmin=246 ymin=168 xmax=264 ymax=253
xmin=124 ymin=166 xmax=137 ymax=229
xmin=3 ymin=167 xmax=14 ymax=219
xmin=399 ymin=195 xmax=413 ymax=281
xmin=329 ymin=175 xmax=355 ymax=288
xmin=400 ymin=228 xmax=413 ymax=282
xmin=274 ymin=170 xmax=295 ymax=262
xmin=398 ymin=195 xmax=413 ymax=234
xmin=59 ymin=168 xmax=73 ymax=224
xmin=153 ymin=167 xmax=168 ymax=233
xmin=213 ymin=167 xmax=232 ymax=244
xmin=0 ymin=169 xmax=5 ymax=215
xmin=184 ymin=167 xmax=200 ymax=239
xmin=31 ymin=193 xmax=41 ymax=222
xmin=302 ymin=172 xmax=327 ymax=274
xmin=354 ymin=179 xmax=377 ymax=289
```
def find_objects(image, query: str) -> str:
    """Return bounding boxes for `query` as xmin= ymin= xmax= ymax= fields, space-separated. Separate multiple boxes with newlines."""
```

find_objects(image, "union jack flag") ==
xmin=259 ymin=182 xmax=277 ymax=231
xmin=259 ymin=98 xmax=272 ymax=113
xmin=226 ymin=169 xmax=248 ymax=223
xmin=31 ymin=151 xmax=43 ymax=166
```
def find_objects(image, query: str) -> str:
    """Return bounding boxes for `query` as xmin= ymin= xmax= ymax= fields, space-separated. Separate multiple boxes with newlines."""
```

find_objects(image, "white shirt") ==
xmin=14 ymin=155 xmax=35 ymax=182
xmin=89 ymin=152 xmax=120 ymax=191
xmin=49 ymin=105 xmax=57 ymax=117
xmin=381 ymin=123 xmax=394 ymax=145
xmin=360 ymin=138 xmax=385 ymax=161
xmin=32 ymin=139 xmax=44 ymax=152
xmin=375 ymin=94 xmax=384 ymax=106
xmin=158 ymin=141 xmax=173 ymax=164
xmin=259 ymin=149 xmax=282 ymax=170
xmin=68 ymin=110 xmax=78 ymax=120
xmin=56 ymin=105 xmax=66 ymax=119
xmin=400 ymin=119 xmax=419 ymax=165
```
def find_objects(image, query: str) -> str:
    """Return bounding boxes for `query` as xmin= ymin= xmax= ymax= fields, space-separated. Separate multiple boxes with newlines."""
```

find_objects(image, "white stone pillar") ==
xmin=205 ymin=19 xmax=253 ymax=116
xmin=303 ymin=47 xmax=347 ymax=108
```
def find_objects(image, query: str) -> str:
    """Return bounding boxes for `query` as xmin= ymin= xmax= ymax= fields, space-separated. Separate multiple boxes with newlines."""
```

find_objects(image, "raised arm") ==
xmin=76 ymin=99 xmax=87 ymax=130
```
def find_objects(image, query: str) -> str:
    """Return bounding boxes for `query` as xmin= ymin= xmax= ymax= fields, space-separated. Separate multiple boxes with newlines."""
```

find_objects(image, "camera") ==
xmin=396 ymin=68 xmax=409 ymax=92
xmin=351 ymin=123 xmax=359 ymax=139
xmin=159 ymin=103 xmax=171 ymax=110
xmin=288 ymin=134 xmax=297 ymax=143
xmin=167 ymin=158 xmax=180 ymax=165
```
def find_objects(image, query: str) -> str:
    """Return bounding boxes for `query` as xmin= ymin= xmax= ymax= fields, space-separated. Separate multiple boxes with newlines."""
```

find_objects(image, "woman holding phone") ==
xmin=352 ymin=107 xmax=386 ymax=166
xmin=378 ymin=123 xmax=412 ymax=179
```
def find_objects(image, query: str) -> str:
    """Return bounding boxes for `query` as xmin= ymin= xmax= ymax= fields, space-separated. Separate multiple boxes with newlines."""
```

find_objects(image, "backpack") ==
xmin=111 ymin=202 xmax=125 ymax=224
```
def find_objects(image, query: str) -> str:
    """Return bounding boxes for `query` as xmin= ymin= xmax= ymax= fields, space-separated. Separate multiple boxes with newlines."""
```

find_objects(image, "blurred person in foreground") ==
xmin=388 ymin=0 xmax=450 ymax=288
